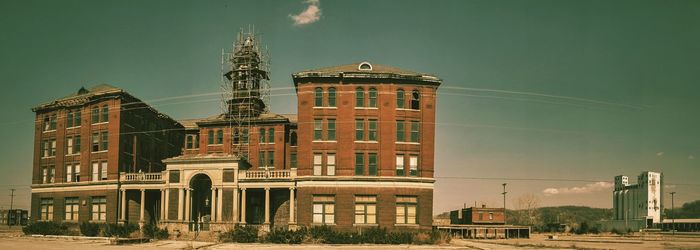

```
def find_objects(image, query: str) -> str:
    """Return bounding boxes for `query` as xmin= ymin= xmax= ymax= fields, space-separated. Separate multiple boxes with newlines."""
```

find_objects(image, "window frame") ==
xmin=368 ymin=88 xmax=378 ymax=107
xmin=396 ymin=89 xmax=405 ymax=109
xmin=355 ymin=87 xmax=365 ymax=107
xmin=395 ymin=196 xmax=418 ymax=225
xmin=354 ymin=195 xmax=377 ymax=225
xmin=312 ymin=195 xmax=335 ymax=225
xmin=64 ymin=197 xmax=79 ymax=221
xmin=328 ymin=87 xmax=336 ymax=107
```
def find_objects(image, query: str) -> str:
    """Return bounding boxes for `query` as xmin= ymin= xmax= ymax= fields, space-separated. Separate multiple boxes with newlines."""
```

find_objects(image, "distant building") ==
xmin=613 ymin=171 xmax=663 ymax=226
xmin=0 ymin=209 xmax=28 ymax=226
xmin=600 ymin=171 xmax=663 ymax=232
xmin=450 ymin=205 xmax=505 ymax=225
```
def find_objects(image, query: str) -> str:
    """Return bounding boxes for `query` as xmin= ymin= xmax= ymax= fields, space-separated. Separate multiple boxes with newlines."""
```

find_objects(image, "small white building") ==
xmin=612 ymin=171 xmax=663 ymax=227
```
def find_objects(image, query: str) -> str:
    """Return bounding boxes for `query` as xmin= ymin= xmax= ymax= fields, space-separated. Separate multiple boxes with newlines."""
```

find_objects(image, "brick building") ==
xmin=450 ymin=206 xmax=506 ymax=225
xmin=30 ymin=31 xmax=441 ymax=232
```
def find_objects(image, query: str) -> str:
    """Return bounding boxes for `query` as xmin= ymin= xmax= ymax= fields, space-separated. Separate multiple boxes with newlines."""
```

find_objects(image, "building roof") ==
xmin=193 ymin=111 xmax=295 ymax=127
xmin=292 ymin=62 xmax=442 ymax=85
xmin=32 ymin=84 xmax=181 ymax=126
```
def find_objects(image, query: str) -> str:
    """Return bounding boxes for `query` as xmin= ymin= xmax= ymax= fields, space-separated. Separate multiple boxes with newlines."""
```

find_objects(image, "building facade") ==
xmin=450 ymin=206 xmax=506 ymax=225
xmin=613 ymin=171 xmax=663 ymax=226
xmin=30 ymin=32 xmax=441 ymax=233
xmin=0 ymin=209 xmax=29 ymax=226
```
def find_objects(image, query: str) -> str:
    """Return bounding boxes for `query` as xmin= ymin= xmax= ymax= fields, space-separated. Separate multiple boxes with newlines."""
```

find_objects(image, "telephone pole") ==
xmin=670 ymin=191 xmax=676 ymax=235
xmin=502 ymin=183 xmax=507 ymax=224
xmin=9 ymin=188 xmax=15 ymax=227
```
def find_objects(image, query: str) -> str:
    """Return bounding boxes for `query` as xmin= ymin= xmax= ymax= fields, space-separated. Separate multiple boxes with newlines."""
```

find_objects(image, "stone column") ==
xmin=139 ymin=189 xmax=146 ymax=223
xmin=232 ymin=188 xmax=239 ymax=223
xmin=264 ymin=187 xmax=270 ymax=224
xmin=217 ymin=186 xmax=223 ymax=222
xmin=289 ymin=187 xmax=295 ymax=224
xmin=185 ymin=188 xmax=191 ymax=222
xmin=210 ymin=187 xmax=216 ymax=222
xmin=177 ymin=188 xmax=184 ymax=221
xmin=120 ymin=189 xmax=126 ymax=222
xmin=240 ymin=188 xmax=246 ymax=224
xmin=159 ymin=189 xmax=165 ymax=221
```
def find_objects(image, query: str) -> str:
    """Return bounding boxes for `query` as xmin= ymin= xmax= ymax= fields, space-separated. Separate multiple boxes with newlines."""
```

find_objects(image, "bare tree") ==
xmin=515 ymin=193 xmax=541 ymax=226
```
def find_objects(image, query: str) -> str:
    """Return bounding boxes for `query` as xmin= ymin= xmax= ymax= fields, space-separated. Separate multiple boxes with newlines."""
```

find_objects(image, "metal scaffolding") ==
xmin=220 ymin=26 xmax=271 ymax=161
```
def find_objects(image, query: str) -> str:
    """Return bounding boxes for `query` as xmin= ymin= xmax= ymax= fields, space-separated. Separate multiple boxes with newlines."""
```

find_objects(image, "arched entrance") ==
xmin=190 ymin=174 xmax=212 ymax=231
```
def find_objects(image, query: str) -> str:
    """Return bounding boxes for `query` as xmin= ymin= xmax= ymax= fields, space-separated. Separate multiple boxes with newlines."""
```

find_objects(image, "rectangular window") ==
xmin=396 ymin=155 xmax=405 ymax=176
xmin=65 ymin=197 xmax=79 ymax=221
xmin=327 ymin=119 xmax=336 ymax=141
xmin=74 ymin=164 xmax=80 ymax=182
xmin=242 ymin=129 xmax=249 ymax=144
xmin=489 ymin=212 xmax=494 ymax=220
xmin=91 ymin=196 xmax=107 ymax=221
xmin=208 ymin=130 xmax=214 ymax=145
xmin=355 ymin=195 xmax=377 ymax=224
xmin=290 ymin=152 xmax=297 ymax=169
xmin=355 ymin=120 xmax=364 ymax=141
xmin=327 ymin=154 xmax=336 ymax=176
xmin=313 ymin=154 xmax=322 ymax=176
xmin=43 ymin=116 xmax=50 ymax=131
xmin=66 ymin=137 xmax=73 ymax=155
xmin=92 ymin=133 xmax=99 ymax=152
xmin=101 ymin=105 xmax=109 ymax=123
xmin=328 ymin=88 xmax=336 ymax=107
xmin=355 ymin=153 xmax=364 ymax=176
xmin=368 ymin=153 xmax=377 ymax=176
xmin=186 ymin=135 xmax=194 ymax=149
xmin=92 ymin=162 xmax=99 ymax=181
xmin=100 ymin=132 xmax=108 ymax=151
xmin=101 ymin=162 xmax=108 ymax=180
xmin=42 ymin=140 xmax=49 ymax=158
xmin=42 ymin=167 xmax=48 ymax=183
xmin=314 ymin=119 xmax=322 ymax=140
xmin=368 ymin=120 xmax=377 ymax=141
xmin=312 ymin=195 xmax=335 ymax=224
xmin=74 ymin=135 xmax=81 ymax=154
xmin=259 ymin=128 xmax=266 ymax=143
xmin=314 ymin=88 xmax=323 ymax=107
xmin=267 ymin=151 xmax=274 ymax=167
xmin=91 ymin=107 xmax=99 ymax=124
xmin=40 ymin=198 xmax=53 ymax=221
xmin=74 ymin=111 xmax=81 ymax=127
xmin=396 ymin=196 xmax=418 ymax=224
xmin=259 ymin=150 xmax=265 ymax=168
xmin=409 ymin=156 xmax=418 ymax=176
xmin=268 ymin=128 xmax=275 ymax=143
xmin=50 ymin=139 xmax=56 ymax=156
xmin=356 ymin=88 xmax=365 ymax=107
xmin=410 ymin=121 xmax=420 ymax=143
xmin=397 ymin=90 xmax=405 ymax=109
xmin=65 ymin=164 xmax=73 ymax=182
xmin=67 ymin=111 xmax=74 ymax=128
xmin=49 ymin=166 xmax=55 ymax=183
xmin=368 ymin=88 xmax=377 ymax=107
xmin=396 ymin=121 xmax=405 ymax=142
xmin=216 ymin=130 xmax=223 ymax=144
xmin=49 ymin=114 xmax=57 ymax=130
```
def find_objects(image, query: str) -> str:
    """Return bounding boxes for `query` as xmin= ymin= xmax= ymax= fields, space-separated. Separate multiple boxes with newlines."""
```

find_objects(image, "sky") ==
xmin=1 ymin=0 xmax=699 ymax=214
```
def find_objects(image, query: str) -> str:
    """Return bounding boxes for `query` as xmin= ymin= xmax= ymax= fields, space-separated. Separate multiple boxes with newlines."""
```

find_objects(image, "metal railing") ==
xmin=120 ymin=172 xmax=163 ymax=182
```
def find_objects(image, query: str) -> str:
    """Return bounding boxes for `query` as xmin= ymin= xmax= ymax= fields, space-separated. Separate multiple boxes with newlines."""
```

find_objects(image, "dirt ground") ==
xmin=2 ymin=228 xmax=700 ymax=250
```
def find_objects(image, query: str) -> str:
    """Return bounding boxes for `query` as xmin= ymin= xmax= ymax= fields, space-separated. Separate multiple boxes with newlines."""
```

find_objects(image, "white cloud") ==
xmin=657 ymin=152 xmax=664 ymax=156
xmin=289 ymin=0 xmax=322 ymax=26
xmin=542 ymin=182 xmax=613 ymax=196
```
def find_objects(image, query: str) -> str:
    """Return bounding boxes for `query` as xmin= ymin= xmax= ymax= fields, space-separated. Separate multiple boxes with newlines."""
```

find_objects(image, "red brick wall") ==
xmin=31 ymin=189 xmax=118 ymax=223
xmin=296 ymin=186 xmax=433 ymax=231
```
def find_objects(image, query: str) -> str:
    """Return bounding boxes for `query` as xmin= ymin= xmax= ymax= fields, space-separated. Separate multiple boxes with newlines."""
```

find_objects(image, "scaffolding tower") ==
xmin=220 ymin=26 xmax=271 ymax=161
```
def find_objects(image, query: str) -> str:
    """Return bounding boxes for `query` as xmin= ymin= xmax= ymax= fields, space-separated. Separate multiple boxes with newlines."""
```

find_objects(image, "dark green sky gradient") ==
xmin=1 ymin=0 xmax=698 ymax=214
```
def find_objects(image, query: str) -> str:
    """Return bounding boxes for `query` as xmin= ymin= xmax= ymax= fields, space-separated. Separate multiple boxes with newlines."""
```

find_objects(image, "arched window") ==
xmin=368 ymin=88 xmax=378 ymax=107
xmin=411 ymin=90 xmax=420 ymax=110
xmin=396 ymin=89 xmax=405 ymax=109
xmin=216 ymin=129 xmax=224 ymax=144
xmin=328 ymin=88 xmax=336 ymax=107
xmin=314 ymin=87 xmax=323 ymax=107
xmin=356 ymin=87 xmax=365 ymax=107
xmin=208 ymin=130 xmax=214 ymax=144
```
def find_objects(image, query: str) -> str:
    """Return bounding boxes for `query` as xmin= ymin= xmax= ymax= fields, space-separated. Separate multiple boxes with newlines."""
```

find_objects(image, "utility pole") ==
xmin=670 ymin=192 xmax=676 ymax=235
xmin=502 ymin=183 xmax=507 ymax=225
xmin=9 ymin=188 xmax=15 ymax=227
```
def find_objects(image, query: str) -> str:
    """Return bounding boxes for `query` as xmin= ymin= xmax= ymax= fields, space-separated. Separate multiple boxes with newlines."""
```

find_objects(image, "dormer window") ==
xmin=358 ymin=62 xmax=372 ymax=71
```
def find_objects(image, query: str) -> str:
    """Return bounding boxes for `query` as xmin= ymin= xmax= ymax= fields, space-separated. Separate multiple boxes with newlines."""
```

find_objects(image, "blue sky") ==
xmin=1 ymin=0 xmax=699 ymax=214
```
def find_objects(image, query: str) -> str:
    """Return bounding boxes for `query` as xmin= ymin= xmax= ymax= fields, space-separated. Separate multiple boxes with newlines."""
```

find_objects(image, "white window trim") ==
xmin=354 ymin=107 xmax=379 ymax=110
xmin=312 ymin=106 xmax=338 ymax=109
xmin=396 ymin=141 xmax=421 ymax=145
xmin=312 ymin=140 xmax=337 ymax=143
xmin=396 ymin=108 xmax=420 ymax=112
xmin=354 ymin=141 xmax=378 ymax=144
xmin=91 ymin=121 xmax=109 ymax=126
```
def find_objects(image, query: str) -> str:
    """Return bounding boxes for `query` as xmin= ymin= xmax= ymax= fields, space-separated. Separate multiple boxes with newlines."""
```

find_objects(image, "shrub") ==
xmin=265 ymin=227 xmax=307 ymax=244
xmin=22 ymin=221 xmax=71 ymax=236
xmin=359 ymin=227 xmax=388 ymax=244
xmin=309 ymin=225 xmax=335 ymax=242
xmin=387 ymin=231 xmax=414 ymax=244
xmin=326 ymin=231 xmax=361 ymax=244
xmin=142 ymin=223 xmax=169 ymax=240
xmin=79 ymin=222 xmax=100 ymax=237
xmin=429 ymin=230 xmax=451 ymax=244
xmin=103 ymin=223 xmax=138 ymax=238
xmin=219 ymin=225 xmax=258 ymax=243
